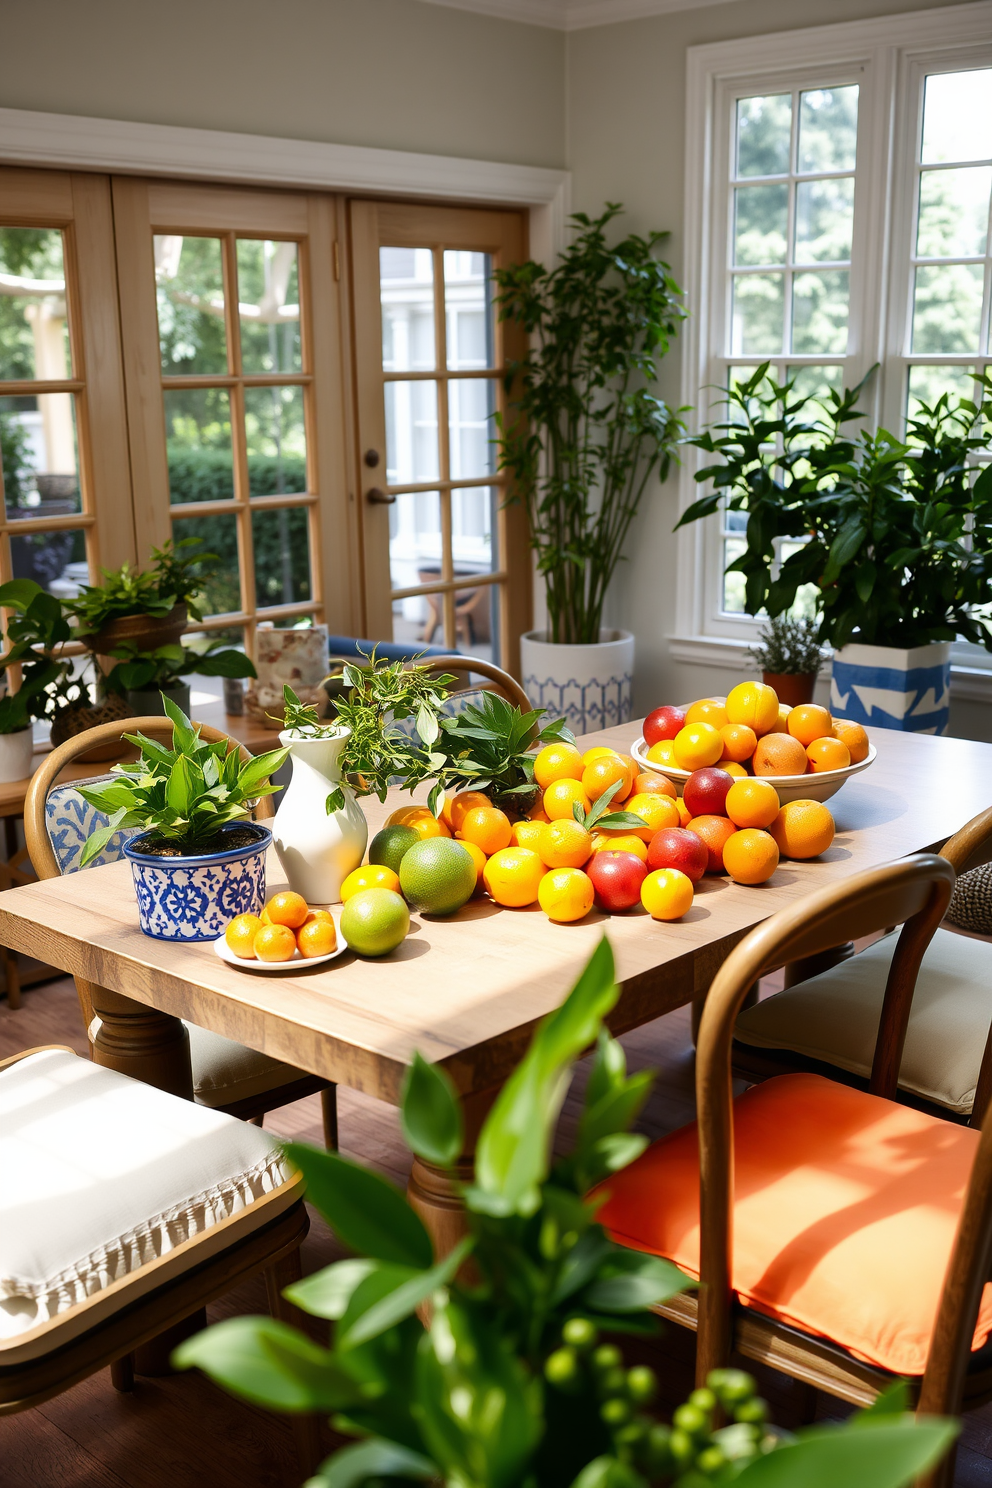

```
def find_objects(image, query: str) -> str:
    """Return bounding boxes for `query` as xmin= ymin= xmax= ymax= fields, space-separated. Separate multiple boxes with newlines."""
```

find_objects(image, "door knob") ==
xmin=366 ymin=487 xmax=395 ymax=505
xmin=364 ymin=449 xmax=380 ymax=468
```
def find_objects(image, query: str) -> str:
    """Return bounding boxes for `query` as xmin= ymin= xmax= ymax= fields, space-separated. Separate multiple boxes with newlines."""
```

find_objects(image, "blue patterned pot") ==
xmin=830 ymin=642 xmax=951 ymax=736
xmin=520 ymin=628 xmax=635 ymax=737
xmin=123 ymin=824 xmax=270 ymax=941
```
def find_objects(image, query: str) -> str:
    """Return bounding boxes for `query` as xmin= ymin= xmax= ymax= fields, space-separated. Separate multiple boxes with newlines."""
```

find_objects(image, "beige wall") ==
xmin=0 ymin=0 xmax=566 ymax=169
xmin=567 ymin=0 xmax=989 ymax=740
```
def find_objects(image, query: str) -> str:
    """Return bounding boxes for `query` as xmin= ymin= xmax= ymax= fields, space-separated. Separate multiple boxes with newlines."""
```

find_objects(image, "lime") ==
xmin=340 ymin=888 xmax=410 ymax=957
xmin=369 ymin=824 xmax=419 ymax=874
xmin=399 ymin=838 xmax=477 ymax=915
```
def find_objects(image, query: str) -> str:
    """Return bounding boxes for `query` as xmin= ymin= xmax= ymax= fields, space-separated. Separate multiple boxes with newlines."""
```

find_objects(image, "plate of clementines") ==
xmin=632 ymin=681 xmax=875 ymax=804
xmin=216 ymin=891 xmax=346 ymax=971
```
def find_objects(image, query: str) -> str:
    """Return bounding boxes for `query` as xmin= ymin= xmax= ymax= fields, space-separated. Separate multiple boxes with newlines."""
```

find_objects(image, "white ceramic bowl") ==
xmin=630 ymin=735 xmax=876 ymax=804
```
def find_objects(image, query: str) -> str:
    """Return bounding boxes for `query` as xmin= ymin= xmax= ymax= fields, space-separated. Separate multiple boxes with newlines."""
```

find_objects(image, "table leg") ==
xmin=407 ymin=1086 xmax=497 ymax=1257
xmin=88 ymin=979 xmax=194 ymax=1100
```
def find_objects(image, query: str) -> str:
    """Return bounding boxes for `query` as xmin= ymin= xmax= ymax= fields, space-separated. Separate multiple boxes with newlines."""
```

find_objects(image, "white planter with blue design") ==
xmin=520 ymin=629 xmax=635 ymax=737
xmin=830 ymin=642 xmax=951 ymax=736
xmin=124 ymin=823 xmax=270 ymax=941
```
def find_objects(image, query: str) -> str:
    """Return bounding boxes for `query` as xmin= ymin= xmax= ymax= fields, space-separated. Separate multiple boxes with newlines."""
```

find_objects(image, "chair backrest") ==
xmin=692 ymin=854 xmax=956 ymax=1387
xmin=420 ymin=655 xmax=532 ymax=715
xmin=941 ymin=804 xmax=992 ymax=876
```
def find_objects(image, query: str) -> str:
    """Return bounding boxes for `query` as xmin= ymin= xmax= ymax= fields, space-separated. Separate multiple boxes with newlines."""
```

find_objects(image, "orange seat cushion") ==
xmin=596 ymin=1072 xmax=992 ymax=1375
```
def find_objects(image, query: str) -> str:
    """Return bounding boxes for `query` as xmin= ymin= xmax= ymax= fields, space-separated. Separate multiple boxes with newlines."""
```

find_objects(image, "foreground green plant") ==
xmin=78 ymin=695 xmax=288 ymax=863
xmin=0 ymin=578 xmax=73 ymax=733
xmin=174 ymin=939 xmax=956 ymax=1488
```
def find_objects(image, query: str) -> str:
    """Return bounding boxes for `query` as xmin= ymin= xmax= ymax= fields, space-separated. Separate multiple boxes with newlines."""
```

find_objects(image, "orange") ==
xmin=686 ymin=814 xmax=738 ymax=874
xmin=253 ymin=923 xmax=297 ymax=962
xmin=806 ymin=737 xmax=851 ymax=773
xmin=457 ymin=806 xmax=512 ymax=855
xmin=624 ymin=792 xmax=680 ymax=842
xmin=225 ymin=912 xmax=262 ymax=959
xmin=582 ymin=755 xmax=633 ymax=803
xmin=582 ymin=746 xmax=621 ymax=766
xmin=617 ymin=753 xmax=640 ymax=793
xmin=770 ymin=800 xmax=836 ymax=859
xmin=340 ymin=865 xmax=401 ymax=901
xmin=788 ymin=704 xmax=834 ymax=748
xmin=301 ymin=908 xmax=335 ymax=927
xmin=265 ymin=891 xmax=309 ymax=929
xmin=459 ymin=838 xmax=487 ymax=893
xmin=675 ymin=796 xmax=693 ymax=828
xmin=533 ymin=742 xmax=585 ymax=790
xmin=647 ymin=739 xmax=677 ymax=768
xmin=538 ymin=866 xmax=595 ymax=923
xmin=589 ymin=831 xmax=648 ymax=863
xmin=775 ymin=705 xmax=793 ymax=733
xmin=722 ymin=762 xmax=748 ymax=779
xmin=297 ymin=917 xmax=338 ymax=957
xmin=719 ymin=723 xmax=758 ymax=764
xmin=442 ymin=789 xmax=493 ymax=833
xmin=641 ymin=867 xmax=694 ymax=921
xmin=725 ymin=777 xmax=781 ymax=830
xmin=544 ymin=778 xmax=591 ymax=822
xmin=723 ymin=828 xmax=780 ymax=886
xmin=726 ymin=681 xmax=780 ymax=736
xmin=833 ymin=720 xmax=870 ymax=764
xmin=482 ymin=846 xmax=546 ymax=907
xmin=386 ymin=805 xmax=452 ymax=840
xmin=511 ymin=819 xmax=546 ymax=852
xmin=685 ymin=698 xmax=729 ymax=730
xmin=259 ymin=905 xmax=273 ymax=925
xmin=632 ymin=771 xmax=677 ymax=800
xmin=527 ymin=799 xmax=551 ymax=823
xmin=672 ymin=722 xmax=723 ymax=771
xmin=752 ymin=732 xmax=808 ymax=777
xmin=539 ymin=818 xmax=594 ymax=869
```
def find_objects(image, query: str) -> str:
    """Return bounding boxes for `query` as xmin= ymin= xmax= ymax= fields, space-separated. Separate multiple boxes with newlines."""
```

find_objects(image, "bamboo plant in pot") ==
xmin=495 ymin=206 xmax=685 ymax=735
xmin=0 ymin=579 xmax=73 ymax=783
xmin=677 ymin=368 xmax=992 ymax=735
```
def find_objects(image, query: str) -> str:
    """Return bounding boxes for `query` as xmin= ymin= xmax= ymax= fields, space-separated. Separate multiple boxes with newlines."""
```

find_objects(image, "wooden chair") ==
xmin=0 ymin=1043 xmax=319 ymax=1473
xmin=420 ymin=654 xmax=532 ymax=714
xmin=734 ymin=804 xmax=992 ymax=1125
xmin=597 ymin=854 xmax=992 ymax=1486
xmin=22 ymin=715 xmax=338 ymax=1149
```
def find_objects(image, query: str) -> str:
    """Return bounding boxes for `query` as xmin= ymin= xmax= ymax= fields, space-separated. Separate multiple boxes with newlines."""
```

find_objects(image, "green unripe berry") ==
xmin=544 ymin=1347 xmax=581 ymax=1390
xmin=689 ymin=1386 xmax=717 ymax=1415
xmin=626 ymin=1365 xmax=657 ymax=1404
xmin=642 ymin=1424 xmax=675 ymax=1473
xmin=601 ymin=1397 xmax=631 ymax=1427
xmin=734 ymin=1397 xmax=769 ymax=1425
xmin=669 ymin=1428 xmax=696 ymax=1467
xmin=697 ymin=1445 xmax=727 ymax=1475
xmin=615 ymin=1421 xmax=646 ymax=1449
xmin=592 ymin=1343 xmax=623 ymax=1373
xmin=707 ymin=1368 xmax=756 ymax=1404
xmin=562 ymin=1317 xmax=598 ymax=1351
xmin=673 ymin=1403 xmax=708 ymax=1437
xmin=599 ymin=1366 xmax=627 ymax=1398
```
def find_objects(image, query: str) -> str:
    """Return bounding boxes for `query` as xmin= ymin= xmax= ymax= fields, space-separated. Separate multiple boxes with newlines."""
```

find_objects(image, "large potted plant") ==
xmin=65 ymin=535 xmax=217 ymax=657
xmin=0 ymin=579 xmax=73 ymax=782
xmin=678 ymin=369 xmax=992 ymax=735
xmin=495 ymin=206 xmax=685 ymax=735
xmin=78 ymin=697 xmax=288 ymax=941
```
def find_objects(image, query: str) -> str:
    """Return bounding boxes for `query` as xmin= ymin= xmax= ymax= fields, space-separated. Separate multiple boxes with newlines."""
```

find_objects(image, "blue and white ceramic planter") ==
xmin=123 ymin=823 xmax=270 ymax=941
xmin=520 ymin=628 xmax=634 ymax=737
xmin=830 ymin=642 xmax=951 ymax=736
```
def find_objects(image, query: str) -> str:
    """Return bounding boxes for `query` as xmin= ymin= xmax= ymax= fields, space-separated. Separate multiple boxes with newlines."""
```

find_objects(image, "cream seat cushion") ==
xmin=185 ymin=1023 xmax=307 ymax=1107
xmin=735 ymin=927 xmax=991 ymax=1116
xmin=0 ymin=1049 xmax=293 ymax=1340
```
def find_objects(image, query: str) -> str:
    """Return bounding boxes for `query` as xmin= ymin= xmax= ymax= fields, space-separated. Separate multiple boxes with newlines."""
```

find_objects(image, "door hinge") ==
xmin=333 ymin=241 xmax=341 ymax=281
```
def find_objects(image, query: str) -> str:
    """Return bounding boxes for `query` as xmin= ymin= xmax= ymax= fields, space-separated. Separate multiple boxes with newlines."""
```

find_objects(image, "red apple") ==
xmin=587 ymin=851 xmax=648 ymax=913
xmin=647 ymin=827 xmax=709 ymax=884
xmin=643 ymin=706 xmax=687 ymax=746
xmin=682 ymin=767 xmax=734 ymax=819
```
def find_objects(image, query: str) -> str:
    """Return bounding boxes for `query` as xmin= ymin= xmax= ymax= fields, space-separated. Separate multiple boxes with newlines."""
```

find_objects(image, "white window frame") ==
xmin=672 ymin=1 xmax=992 ymax=697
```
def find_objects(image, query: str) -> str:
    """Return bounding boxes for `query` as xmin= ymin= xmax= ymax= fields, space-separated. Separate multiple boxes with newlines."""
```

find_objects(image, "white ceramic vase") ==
xmin=272 ymin=727 xmax=368 ymax=904
xmin=0 ymin=727 xmax=35 ymax=784
xmin=520 ymin=628 xmax=635 ymax=737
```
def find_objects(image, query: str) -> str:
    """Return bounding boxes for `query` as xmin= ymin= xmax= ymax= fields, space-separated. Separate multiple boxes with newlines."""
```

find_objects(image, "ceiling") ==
xmin=420 ymin=0 xmax=748 ymax=29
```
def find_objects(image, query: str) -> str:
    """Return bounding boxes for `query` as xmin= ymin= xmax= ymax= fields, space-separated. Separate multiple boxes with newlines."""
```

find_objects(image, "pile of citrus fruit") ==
xmin=225 ymin=892 xmax=340 ymax=962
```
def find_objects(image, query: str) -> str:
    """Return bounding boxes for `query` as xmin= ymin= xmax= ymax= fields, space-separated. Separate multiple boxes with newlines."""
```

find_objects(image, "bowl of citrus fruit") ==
xmin=218 ymin=891 xmax=347 ymax=970
xmin=632 ymin=681 xmax=875 ymax=805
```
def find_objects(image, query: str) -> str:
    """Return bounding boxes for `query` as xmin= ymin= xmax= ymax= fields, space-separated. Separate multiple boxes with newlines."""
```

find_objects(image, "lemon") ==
xmin=340 ymin=888 xmax=410 ymax=957
xmin=399 ymin=838 xmax=477 ymax=915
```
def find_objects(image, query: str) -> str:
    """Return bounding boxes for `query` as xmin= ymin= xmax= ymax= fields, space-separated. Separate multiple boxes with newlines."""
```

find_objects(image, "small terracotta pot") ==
xmin=83 ymin=602 xmax=188 ymax=660
xmin=763 ymin=671 xmax=818 ymax=707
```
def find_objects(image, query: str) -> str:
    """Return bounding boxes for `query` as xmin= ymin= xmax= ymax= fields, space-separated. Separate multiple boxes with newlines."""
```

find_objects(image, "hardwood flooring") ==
xmin=4 ymin=976 xmax=992 ymax=1486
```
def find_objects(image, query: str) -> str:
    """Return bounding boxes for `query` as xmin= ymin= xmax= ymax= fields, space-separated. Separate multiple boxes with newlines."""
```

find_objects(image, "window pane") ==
xmin=922 ymin=69 xmax=992 ymax=165
xmin=393 ymin=593 xmax=435 ymax=647
xmin=792 ymin=270 xmax=849 ymax=353
xmin=380 ymin=247 xmax=435 ymax=372
xmin=733 ymin=184 xmax=788 ymax=265
xmin=452 ymin=485 xmax=497 ymax=573
xmin=798 ymin=86 xmax=859 ymax=173
xmin=252 ymin=506 xmax=312 ymax=609
xmin=795 ymin=178 xmax=855 ymax=263
xmin=723 ymin=537 xmax=748 ymax=613
xmin=732 ymin=274 xmax=785 ymax=354
xmin=172 ymin=513 xmax=240 ymax=616
xmin=736 ymin=94 xmax=792 ymax=178
xmin=389 ymin=491 xmax=442 ymax=590
xmin=155 ymin=236 xmax=228 ymax=376
xmin=907 ymin=364 xmax=977 ymax=416
xmin=245 ymin=386 xmax=307 ymax=496
xmin=449 ymin=378 xmax=496 ymax=479
xmin=1 ymin=392 xmax=80 ymax=517
xmin=164 ymin=388 xmax=234 ymax=504
xmin=385 ymin=380 xmax=439 ymax=484
xmin=10 ymin=524 xmax=86 ymax=598
xmin=917 ymin=167 xmax=991 ymax=259
xmin=236 ymin=240 xmax=301 ymax=374
xmin=912 ymin=263 xmax=985 ymax=352
xmin=0 ymin=228 xmax=70 ymax=381
xmin=444 ymin=251 xmax=495 ymax=370
xmin=786 ymin=364 xmax=843 ymax=405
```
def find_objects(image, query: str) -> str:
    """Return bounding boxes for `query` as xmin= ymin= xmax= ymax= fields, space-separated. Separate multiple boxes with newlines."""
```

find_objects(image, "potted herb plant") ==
xmin=66 ymin=536 xmax=216 ymax=657
xmin=747 ymin=615 xmax=823 ymax=707
xmin=78 ymin=697 xmax=288 ymax=941
xmin=176 ymin=938 xmax=956 ymax=1488
xmin=496 ymin=205 xmax=685 ymax=734
xmin=0 ymin=579 xmax=72 ymax=782
xmin=103 ymin=635 xmax=257 ymax=718
xmin=678 ymin=368 xmax=992 ymax=735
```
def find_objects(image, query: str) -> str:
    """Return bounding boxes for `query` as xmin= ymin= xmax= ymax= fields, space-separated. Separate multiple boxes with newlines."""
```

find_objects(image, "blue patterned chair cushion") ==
xmin=46 ymin=777 xmax=139 ymax=875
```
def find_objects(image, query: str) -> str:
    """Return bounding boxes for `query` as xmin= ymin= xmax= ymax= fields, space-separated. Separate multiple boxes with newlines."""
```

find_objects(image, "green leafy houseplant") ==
xmin=0 ymin=578 xmax=74 ymax=733
xmin=77 ymin=695 xmax=288 ymax=865
xmin=66 ymin=536 xmax=219 ymax=638
xmin=677 ymin=367 xmax=992 ymax=651
xmin=103 ymin=636 xmax=256 ymax=697
xmin=495 ymin=205 xmax=686 ymax=646
xmin=747 ymin=616 xmax=823 ymax=678
xmin=175 ymin=938 xmax=956 ymax=1488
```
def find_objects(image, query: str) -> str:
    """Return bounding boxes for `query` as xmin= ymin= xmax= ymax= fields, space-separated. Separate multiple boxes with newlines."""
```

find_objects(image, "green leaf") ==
xmin=0 ymin=578 xmax=44 ymax=612
xmin=283 ymin=1142 xmax=434 ymax=1269
xmin=165 ymin=754 xmax=194 ymax=816
xmin=338 ymin=1238 xmax=473 ymax=1349
xmin=733 ymin=1418 xmax=958 ymax=1488
xmin=582 ymin=1250 xmax=688 ymax=1312
xmin=416 ymin=703 xmax=439 ymax=746
xmin=592 ymin=812 xmax=648 ymax=832
xmin=78 ymin=808 xmax=130 ymax=867
xmin=569 ymin=1458 xmax=647 ymax=1488
xmin=401 ymin=1052 xmax=464 ymax=1167
xmin=162 ymin=692 xmax=198 ymax=754
xmin=579 ymin=1069 xmax=654 ymax=1149
xmin=172 ymin=1316 xmax=358 ymax=1413
xmin=583 ymin=777 xmax=625 ymax=830
xmin=853 ymin=1381 xmax=911 ymax=1421
xmin=238 ymin=747 xmax=291 ymax=795
xmin=283 ymin=1258 xmax=376 ymax=1319
xmin=326 ymin=787 xmax=345 ymax=814
xmin=306 ymin=1439 xmax=436 ymax=1488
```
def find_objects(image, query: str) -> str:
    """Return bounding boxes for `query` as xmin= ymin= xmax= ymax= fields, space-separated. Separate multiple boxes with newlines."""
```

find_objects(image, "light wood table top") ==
xmin=0 ymin=720 xmax=989 ymax=1105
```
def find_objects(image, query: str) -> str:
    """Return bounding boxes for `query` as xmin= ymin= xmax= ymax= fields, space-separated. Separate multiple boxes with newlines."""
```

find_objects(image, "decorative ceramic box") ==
xmin=830 ymin=642 xmax=951 ymax=736
xmin=123 ymin=824 xmax=270 ymax=941
xmin=245 ymin=625 xmax=329 ymax=724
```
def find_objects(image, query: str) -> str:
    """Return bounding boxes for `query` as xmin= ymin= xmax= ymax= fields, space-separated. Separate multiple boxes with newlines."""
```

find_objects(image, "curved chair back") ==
xmin=419 ymin=655 xmax=532 ymax=715
xmin=941 ymin=804 xmax=992 ymax=877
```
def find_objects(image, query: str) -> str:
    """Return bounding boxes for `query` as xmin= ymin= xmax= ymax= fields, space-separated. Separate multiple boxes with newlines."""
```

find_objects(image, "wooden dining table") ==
xmin=1 ymin=717 xmax=990 ymax=1252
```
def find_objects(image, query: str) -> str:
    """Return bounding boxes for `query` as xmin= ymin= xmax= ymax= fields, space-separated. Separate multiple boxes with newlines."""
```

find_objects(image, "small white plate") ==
xmin=213 ymin=916 xmax=348 ymax=972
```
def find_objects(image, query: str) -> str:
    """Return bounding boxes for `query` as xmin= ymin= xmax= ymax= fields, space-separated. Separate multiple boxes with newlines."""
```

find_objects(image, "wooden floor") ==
xmin=4 ymin=976 xmax=992 ymax=1487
